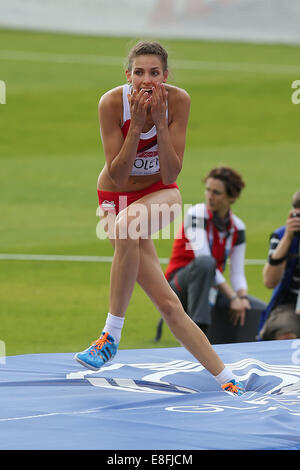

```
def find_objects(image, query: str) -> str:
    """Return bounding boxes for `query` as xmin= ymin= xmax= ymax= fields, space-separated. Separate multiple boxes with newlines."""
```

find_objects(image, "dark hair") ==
xmin=292 ymin=189 xmax=300 ymax=209
xmin=127 ymin=41 xmax=168 ymax=72
xmin=204 ymin=167 xmax=245 ymax=199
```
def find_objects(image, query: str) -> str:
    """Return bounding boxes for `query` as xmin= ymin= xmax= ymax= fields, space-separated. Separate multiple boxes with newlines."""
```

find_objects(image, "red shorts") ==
xmin=97 ymin=180 xmax=179 ymax=215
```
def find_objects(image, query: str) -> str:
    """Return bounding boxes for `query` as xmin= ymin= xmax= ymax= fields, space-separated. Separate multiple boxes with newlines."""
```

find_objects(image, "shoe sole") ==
xmin=74 ymin=353 xmax=114 ymax=371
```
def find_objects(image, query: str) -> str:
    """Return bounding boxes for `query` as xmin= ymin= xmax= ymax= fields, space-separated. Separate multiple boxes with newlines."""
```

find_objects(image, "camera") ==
xmin=292 ymin=212 xmax=300 ymax=237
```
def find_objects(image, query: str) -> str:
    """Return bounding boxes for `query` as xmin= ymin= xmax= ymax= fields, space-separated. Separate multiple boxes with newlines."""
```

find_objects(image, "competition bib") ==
xmin=131 ymin=150 xmax=160 ymax=176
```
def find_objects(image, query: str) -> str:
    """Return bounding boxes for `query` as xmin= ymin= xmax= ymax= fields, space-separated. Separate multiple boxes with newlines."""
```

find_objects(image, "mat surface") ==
xmin=1 ymin=340 xmax=300 ymax=450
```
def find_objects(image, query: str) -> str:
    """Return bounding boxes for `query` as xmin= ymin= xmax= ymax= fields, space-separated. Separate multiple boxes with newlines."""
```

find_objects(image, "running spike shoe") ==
xmin=74 ymin=331 xmax=118 ymax=371
xmin=221 ymin=379 xmax=245 ymax=396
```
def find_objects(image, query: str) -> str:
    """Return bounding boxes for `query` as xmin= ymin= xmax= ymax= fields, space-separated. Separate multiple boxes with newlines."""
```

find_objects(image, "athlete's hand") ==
xmin=127 ymin=88 xmax=151 ymax=132
xmin=149 ymin=82 xmax=168 ymax=128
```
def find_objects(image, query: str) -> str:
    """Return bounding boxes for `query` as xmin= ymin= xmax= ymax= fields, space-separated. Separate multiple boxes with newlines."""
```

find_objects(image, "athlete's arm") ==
xmin=98 ymin=89 xmax=149 ymax=188
xmin=152 ymin=85 xmax=190 ymax=184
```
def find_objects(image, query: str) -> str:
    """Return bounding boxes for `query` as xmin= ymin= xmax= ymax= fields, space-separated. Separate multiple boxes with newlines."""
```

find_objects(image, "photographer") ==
xmin=259 ymin=189 xmax=300 ymax=340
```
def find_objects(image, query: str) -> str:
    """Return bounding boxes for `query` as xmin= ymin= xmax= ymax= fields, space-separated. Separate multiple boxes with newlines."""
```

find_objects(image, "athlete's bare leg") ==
xmin=106 ymin=189 xmax=225 ymax=376
xmin=108 ymin=188 xmax=181 ymax=319
xmin=136 ymin=238 xmax=225 ymax=376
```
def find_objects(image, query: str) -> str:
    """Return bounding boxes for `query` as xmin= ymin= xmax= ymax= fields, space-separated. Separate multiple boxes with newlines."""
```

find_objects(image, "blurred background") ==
xmin=1 ymin=0 xmax=300 ymax=356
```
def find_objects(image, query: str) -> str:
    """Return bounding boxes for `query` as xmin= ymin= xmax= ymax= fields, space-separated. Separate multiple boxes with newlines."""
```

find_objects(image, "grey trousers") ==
xmin=169 ymin=255 xmax=216 ymax=330
xmin=155 ymin=255 xmax=266 ymax=343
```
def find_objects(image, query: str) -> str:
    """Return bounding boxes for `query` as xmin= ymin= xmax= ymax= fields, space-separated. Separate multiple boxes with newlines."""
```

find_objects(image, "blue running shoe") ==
xmin=221 ymin=379 xmax=245 ymax=396
xmin=74 ymin=331 xmax=118 ymax=371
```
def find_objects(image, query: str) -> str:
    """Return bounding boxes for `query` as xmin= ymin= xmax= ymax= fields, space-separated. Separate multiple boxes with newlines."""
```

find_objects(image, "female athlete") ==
xmin=75 ymin=41 xmax=245 ymax=396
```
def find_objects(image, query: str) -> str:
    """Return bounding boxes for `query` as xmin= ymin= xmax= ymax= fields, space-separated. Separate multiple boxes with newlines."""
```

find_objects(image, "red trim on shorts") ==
xmin=97 ymin=180 xmax=179 ymax=215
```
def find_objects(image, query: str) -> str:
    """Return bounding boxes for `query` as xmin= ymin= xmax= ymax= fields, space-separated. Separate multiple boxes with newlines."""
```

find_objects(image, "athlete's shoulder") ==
xmin=166 ymin=84 xmax=190 ymax=126
xmin=166 ymin=84 xmax=190 ymax=104
xmin=98 ymin=86 xmax=123 ymax=124
xmin=98 ymin=85 xmax=123 ymax=110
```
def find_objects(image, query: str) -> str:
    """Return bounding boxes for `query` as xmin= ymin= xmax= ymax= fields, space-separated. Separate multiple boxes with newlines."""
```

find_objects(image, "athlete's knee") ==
xmin=158 ymin=292 xmax=182 ymax=326
xmin=115 ymin=212 xmax=135 ymax=241
xmin=115 ymin=210 xmax=148 ymax=241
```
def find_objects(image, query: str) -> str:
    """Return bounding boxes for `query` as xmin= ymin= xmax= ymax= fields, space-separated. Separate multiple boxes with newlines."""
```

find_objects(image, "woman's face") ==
xmin=126 ymin=54 xmax=168 ymax=93
xmin=205 ymin=177 xmax=234 ymax=216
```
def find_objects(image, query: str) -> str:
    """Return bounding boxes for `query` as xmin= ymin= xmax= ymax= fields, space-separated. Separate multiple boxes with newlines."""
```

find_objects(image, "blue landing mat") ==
xmin=1 ymin=340 xmax=300 ymax=450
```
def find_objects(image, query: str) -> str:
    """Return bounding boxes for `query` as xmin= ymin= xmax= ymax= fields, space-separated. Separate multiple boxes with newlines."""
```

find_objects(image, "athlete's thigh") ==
xmin=96 ymin=208 xmax=117 ymax=243
xmin=99 ymin=216 xmax=176 ymax=308
xmin=124 ymin=188 xmax=182 ymax=238
xmin=136 ymin=238 xmax=176 ymax=305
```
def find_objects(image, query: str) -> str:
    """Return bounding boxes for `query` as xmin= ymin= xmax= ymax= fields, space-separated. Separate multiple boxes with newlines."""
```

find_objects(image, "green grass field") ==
xmin=1 ymin=29 xmax=300 ymax=356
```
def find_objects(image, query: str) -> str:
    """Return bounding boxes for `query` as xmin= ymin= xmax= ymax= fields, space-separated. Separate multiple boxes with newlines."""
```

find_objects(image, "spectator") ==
xmin=160 ymin=167 xmax=251 ymax=337
xmin=259 ymin=189 xmax=300 ymax=340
